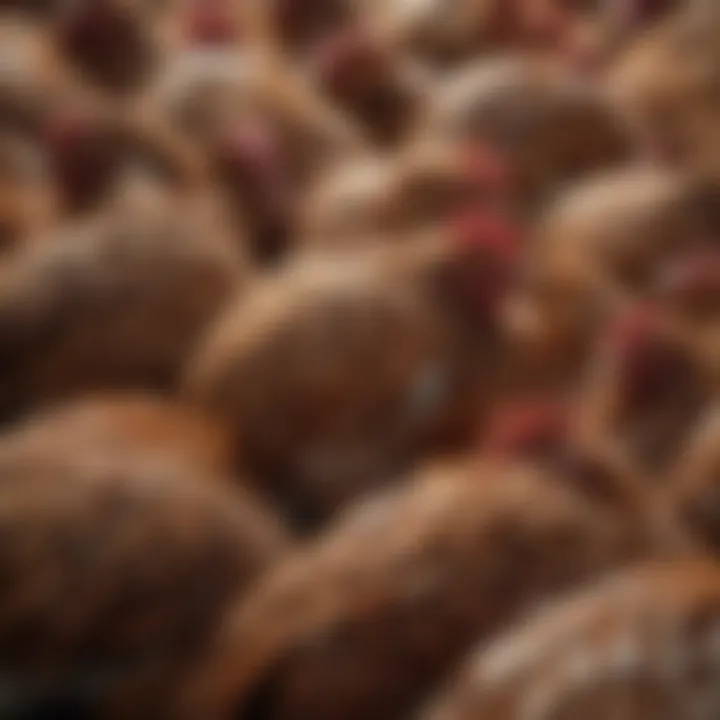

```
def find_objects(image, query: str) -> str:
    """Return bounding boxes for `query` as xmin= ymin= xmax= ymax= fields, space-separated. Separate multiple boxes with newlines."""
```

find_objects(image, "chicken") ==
xmin=160 ymin=0 xmax=247 ymax=50
xmin=423 ymin=561 xmax=720 ymax=720
xmin=184 ymin=213 xmax=520 ymax=527
xmin=652 ymin=246 xmax=720 ymax=382
xmin=362 ymin=0 xmax=574 ymax=70
xmin=307 ymin=26 xmax=427 ymax=146
xmin=255 ymin=0 xmax=357 ymax=57
xmin=503 ymin=167 xmax=718 ymax=398
xmin=606 ymin=5 xmax=720 ymax=174
xmin=0 ymin=429 xmax=288 ymax=718
xmin=148 ymin=48 xmax=362 ymax=171
xmin=0 ymin=3 xmax=715 ymax=718
xmin=481 ymin=399 xmax=574 ymax=462
xmin=574 ymin=303 xmax=709 ymax=477
xmin=182 ymin=459 xmax=681 ymax=720
xmin=4 ymin=393 xmax=236 ymax=479
xmin=52 ymin=0 xmax=164 ymax=94
xmin=479 ymin=396 xmax=691 ymax=550
xmin=41 ymin=101 xmax=208 ymax=215
xmin=576 ymin=0 xmax=685 ymax=67
xmin=0 ymin=12 xmax=206 ymax=215
xmin=416 ymin=55 xmax=629 ymax=206
xmin=0 ymin=15 xmax=87 ymax=138
xmin=184 ymin=252 xmax=465 ymax=526
xmin=656 ymin=248 xmax=720 ymax=320
xmin=146 ymin=48 xmax=364 ymax=261
xmin=299 ymin=139 xmax=515 ymax=249
xmin=539 ymin=176 xmax=720 ymax=473
xmin=530 ymin=167 xmax=716 ymax=298
xmin=0 ymin=184 xmax=244 ymax=420
xmin=602 ymin=0 xmax=683 ymax=32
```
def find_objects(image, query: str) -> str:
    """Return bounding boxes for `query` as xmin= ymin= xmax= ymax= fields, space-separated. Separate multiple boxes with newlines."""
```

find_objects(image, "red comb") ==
xmin=221 ymin=123 xmax=281 ymax=173
xmin=186 ymin=1 xmax=239 ymax=45
xmin=216 ymin=123 xmax=290 ymax=211
xmin=484 ymin=401 xmax=569 ymax=457
xmin=604 ymin=303 xmax=664 ymax=353
xmin=603 ymin=304 xmax=686 ymax=406
xmin=43 ymin=108 xmax=117 ymax=211
xmin=444 ymin=209 xmax=522 ymax=322
xmin=448 ymin=209 xmax=521 ymax=266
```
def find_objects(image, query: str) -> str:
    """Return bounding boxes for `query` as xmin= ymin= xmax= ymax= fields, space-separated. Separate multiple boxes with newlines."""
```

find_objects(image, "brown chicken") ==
xmin=299 ymin=139 xmax=515 ymax=249
xmin=606 ymin=4 xmax=720 ymax=174
xmin=307 ymin=25 xmax=427 ymax=146
xmin=545 ymin=172 xmax=720 ymax=476
xmin=181 ymin=458 xmax=681 ymax=720
xmin=423 ymin=561 xmax=720 ymax=720
xmin=148 ymin=47 xmax=362 ymax=171
xmin=416 ymin=55 xmax=629 ymax=206
xmin=0 ymin=15 xmax=88 ymax=138
xmin=184 ymin=251 xmax=463 ymax=525
xmin=577 ymin=0 xmax=684 ymax=67
xmin=41 ymin=101 xmax=209 ymax=215
xmin=574 ymin=302 xmax=710 ymax=478
xmin=184 ymin=212 xmax=521 ymax=526
xmin=159 ymin=0 xmax=247 ymax=50
xmin=0 ymin=429 xmax=288 ymax=718
xmin=0 ymin=184 xmax=245 ymax=420
xmin=503 ymin=166 xmax=719 ymax=398
xmin=0 ymin=3 xmax=712 ymax=719
xmin=52 ymin=0 xmax=165 ymax=94
xmin=653 ymin=246 xmax=720 ymax=383
xmin=602 ymin=0 xmax=683 ymax=31
xmin=362 ymin=0 xmax=575 ymax=70
xmin=530 ymin=167 xmax=716 ymax=297
xmin=0 ymin=10 xmax=207 ymax=215
xmin=146 ymin=47 xmax=364 ymax=261
xmin=253 ymin=0 xmax=358 ymax=57
xmin=479 ymin=397 xmax=679 ymax=530
xmin=4 ymin=392 xmax=236 ymax=479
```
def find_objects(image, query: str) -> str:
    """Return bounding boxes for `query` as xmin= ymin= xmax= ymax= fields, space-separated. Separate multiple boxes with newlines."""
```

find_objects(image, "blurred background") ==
xmin=0 ymin=0 xmax=719 ymax=718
